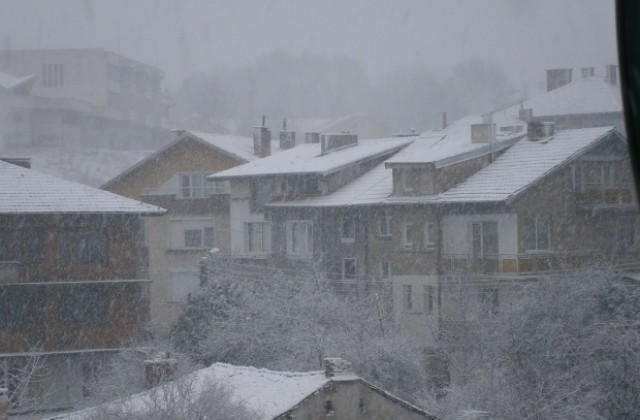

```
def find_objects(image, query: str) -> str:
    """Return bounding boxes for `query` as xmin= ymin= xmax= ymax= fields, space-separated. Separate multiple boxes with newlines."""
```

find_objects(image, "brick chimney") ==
xmin=0 ymin=388 xmax=8 ymax=420
xmin=546 ymin=68 xmax=573 ymax=91
xmin=528 ymin=121 xmax=555 ymax=141
xmin=323 ymin=358 xmax=352 ymax=378
xmin=253 ymin=115 xmax=271 ymax=158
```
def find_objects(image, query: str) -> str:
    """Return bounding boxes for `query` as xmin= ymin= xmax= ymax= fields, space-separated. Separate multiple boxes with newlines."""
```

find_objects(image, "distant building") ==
xmin=0 ymin=159 xmax=165 ymax=412
xmin=0 ymin=48 xmax=172 ymax=148
xmin=53 ymin=358 xmax=439 ymax=420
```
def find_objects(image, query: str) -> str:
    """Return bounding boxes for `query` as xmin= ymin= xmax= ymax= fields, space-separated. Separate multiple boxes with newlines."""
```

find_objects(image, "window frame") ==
xmin=424 ymin=223 xmax=436 ymax=250
xmin=340 ymin=216 xmax=356 ymax=243
xmin=378 ymin=214 xmax=393 ymax=237
xmin=342 ymin=258 xmax=357 ymax=280
xmin=244 ymin=222 xmax=272 ymax=254
xmin=523 ymin=216 xmax=551 ymax=252
xmin=286 ymin=220 xmax=314 ymax=257
xmin=402 ymin=223 xmax=415 ymax=250
xmin=402 ymin=284 xmax=413 ymax=311
xmin=380 ymin=261 xmax=392 ymax=279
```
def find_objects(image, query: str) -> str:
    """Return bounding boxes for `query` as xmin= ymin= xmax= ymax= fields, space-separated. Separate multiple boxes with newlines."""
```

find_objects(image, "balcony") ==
xmin=576 ymin=185 xmax=636 ymax=209
xmin=442 ymin=251 xmax=605 ymax=277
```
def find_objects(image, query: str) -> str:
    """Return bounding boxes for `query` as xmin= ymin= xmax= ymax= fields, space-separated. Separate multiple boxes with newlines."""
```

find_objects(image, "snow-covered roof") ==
xmin=0 ymin=160 xmax=165 ymax=214
xmin=270 ymin=126 xmax=617 ymax=208
xmin=0 ymin=71 xmax=36 ymax=93
xmin=54 ymin=362 xmax=435 ymax=420
xmin=188 ymin=130 xmax=271 ymax=162
xmin=209 ymin=137 xmax=413 ymax=179
xmin=101 ymin=130 xmax=263 ymax=189
xmin=438 ymin=126 xmax=616 ymax=203
xmin=268 ymin=161 xmax=393 ymax=208
xmin=503 ymin=76 xmax=622 ymax=119
xmin=386 ymin=113 xmax=525 ymax=166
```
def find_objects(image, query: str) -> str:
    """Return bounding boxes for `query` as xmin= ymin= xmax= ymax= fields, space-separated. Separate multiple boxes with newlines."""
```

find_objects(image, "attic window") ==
xmin=324 ymin=400 xmax=334 ymax=417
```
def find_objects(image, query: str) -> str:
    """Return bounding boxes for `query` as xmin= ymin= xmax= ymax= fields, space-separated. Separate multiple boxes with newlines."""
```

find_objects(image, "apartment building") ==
xmin=0 ymin=48 xmax=171 ymax=148
xmin=0 ymin=159 xmax=164 ymax=412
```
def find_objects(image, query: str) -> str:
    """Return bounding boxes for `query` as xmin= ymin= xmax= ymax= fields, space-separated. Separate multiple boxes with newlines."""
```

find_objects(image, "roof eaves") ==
xmin=504 ymin=128 xmax=615 ymax=206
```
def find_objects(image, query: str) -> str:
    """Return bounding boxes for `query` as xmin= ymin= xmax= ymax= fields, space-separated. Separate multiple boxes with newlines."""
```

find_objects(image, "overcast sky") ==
xmin=0 ymin=0 xmax=617 ymax=92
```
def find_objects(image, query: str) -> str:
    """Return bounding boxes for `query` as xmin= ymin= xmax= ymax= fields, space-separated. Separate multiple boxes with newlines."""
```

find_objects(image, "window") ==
xmin=42 ymin=63 xmax=64 ymax=87
xmin=0 ymin=288 xmax=43 ymax=329
xmin=402 ymin=285 xmax=413 ymax=311
xmin=471 ymin=222 xmax=498 ymax=257
xmin=523 ymin=216 xmax=551 ymax=252
xmin=168 ymin=270 xmax=200 ymax=302
xmin=342 ymin=258 xmax=357 ymax=279
xmin=613 ymin=217 xmax=636 ymax=252
xmin=59 ymin=230 xmax=70 ymax=265
xmin=180 ymin=173 xmax=226 ymax=198
xmin=245 ymin=222 xmax=272 ymax=253
xmin=30 ymin=229 xmax=45 ymax=265
xmin=401 ymin=169 xmax=417 ymax=193
xmin=287 ymin=221 xmax=313 ymax=256
xmin=380 ymin=261 xmax=392 ymax=278
xmin=424 ymin=285 xmax=434 ymax=313
xmin=424 ymin=223 xmax=435 ymax=249
xmin=250 ymin=179 xmax=272 ymax=212
xmin=378 ymin=213 xmax=393 ymax=237
xmin=77 ymin=229 xmax=106 ymax=265
xmin=324 ymin=400 xmax=334 ymax=417
xmin=0 ymin=230 xmax=22 ymax=263
xmin=340 ymin=216 xmax=355 ymax=242
xmin=58 ymin=286 xmax=108 ymax=326
xmin=184 ymin=227 xmax=214 ymax=248
xmin=403 ymin=223 xmax=415 ymax=250
xmin=169 ymin=219 xmax=215 ymax=250
xmin=480 ymin=287 xmax=499 ymax=315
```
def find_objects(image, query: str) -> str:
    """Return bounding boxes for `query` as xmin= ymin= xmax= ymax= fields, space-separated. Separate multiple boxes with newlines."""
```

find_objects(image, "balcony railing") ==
xmin=142 ymin=185 xmax=230 ymax=198
xmin=576 ymin=185 xmax=635 ymax=206
xmin=441 ymin=251 xmax=607 ymax=276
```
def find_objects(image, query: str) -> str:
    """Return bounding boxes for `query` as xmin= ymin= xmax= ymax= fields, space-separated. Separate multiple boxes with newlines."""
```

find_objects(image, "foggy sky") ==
xmin=0 ymin=0 xmax=617 ymax=92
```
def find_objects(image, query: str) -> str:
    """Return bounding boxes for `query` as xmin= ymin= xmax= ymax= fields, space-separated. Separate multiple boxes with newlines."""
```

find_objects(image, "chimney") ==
xmin=144 ymin=352 xmax=177 ymax=388
xmin=605 ymin=64 xmax=618 ymax=86
xmin=323 ymin=358 xmax=352 ymax=378
xmin=546 ymin=68 xmax=573 ymax=91
xmin=304 ymin=132 xmax=320 ymax=144
xmin=581 ymin=67 xmax=595 ymax=79
xmin=519 ymin=108 xmax=533 ymax=122
xmin=0 ymin=388 xmax=8 ymax=420
xmin=481 ymin=112 xmax=494 ymax=124
xmin=279 ymin=118 xmax=296 ymax=150
xmin=320 ymin=133 xmax=358 ymax=155
xmin=442 ymin=111 xmax=448 ymax=129
xmin=528 ymin=121 xmax=555 ymax=141
xmin=253 ymin=115 xmax=271 ymax=158
xmin=470 ymin=123 xmax=495 ymax=143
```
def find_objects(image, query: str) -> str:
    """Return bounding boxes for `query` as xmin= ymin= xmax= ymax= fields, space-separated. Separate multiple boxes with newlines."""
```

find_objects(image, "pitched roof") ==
xmin=53 ymin=362 xmax=436 ymax=420
xmin=209 ymin=137 xmax=413 ymax=179
xmin=438 ymin=126 xmax=616 ymax=203
xmin=386 ymin=113 xmax=525 ymax=166
xmin=0 ymin=160 xmax=165 ymax=214
xmin=0 ymin=71 xmax=36 ymax=94
xmin=503 ymin=76 xmax=622 ymax=118
xmin=270 ymin=126 xmax=618 ymax=208
xmin=101 ymin=131 xmax=260 ymax=189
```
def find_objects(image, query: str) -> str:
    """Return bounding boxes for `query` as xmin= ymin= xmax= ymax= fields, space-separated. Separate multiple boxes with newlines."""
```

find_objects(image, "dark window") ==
xmin=480 ymin=287 xmax=499 ymax=315
xmin=472 ymin=222 xmax=498 ymax=256
xmin=379 ymin=214 xmax=393 ymax=237
xmin=184 ymin=229 xmax=202 ymax=248
xmin=324 ymin=400 xmax=334 ymax=417
xmin=30 ymin=230 xmax=45 ymax=265
xmin=523 ymin=216 xmax=551 ymax=251
xmin=77 ymin=229 xmax=106 ymax=265
xmin=342 ymin=258 xmax=357 ymax=279
xmin=341 ymin=216 xmax=355 ymax=241
xmin=424 ymin=285 xmax=434 ymax=313
xmin=402 ymin=285 xmax=413 ymax=311
xmin=0 ymin=230 xmax=22 ymax=262
xmin=59 ymin=230 xmax=70 ymax=265
xmin=58 ymin=286 xmax=108 ymax=326
xmin=0 ymin=288 xmax=43 ymax=329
